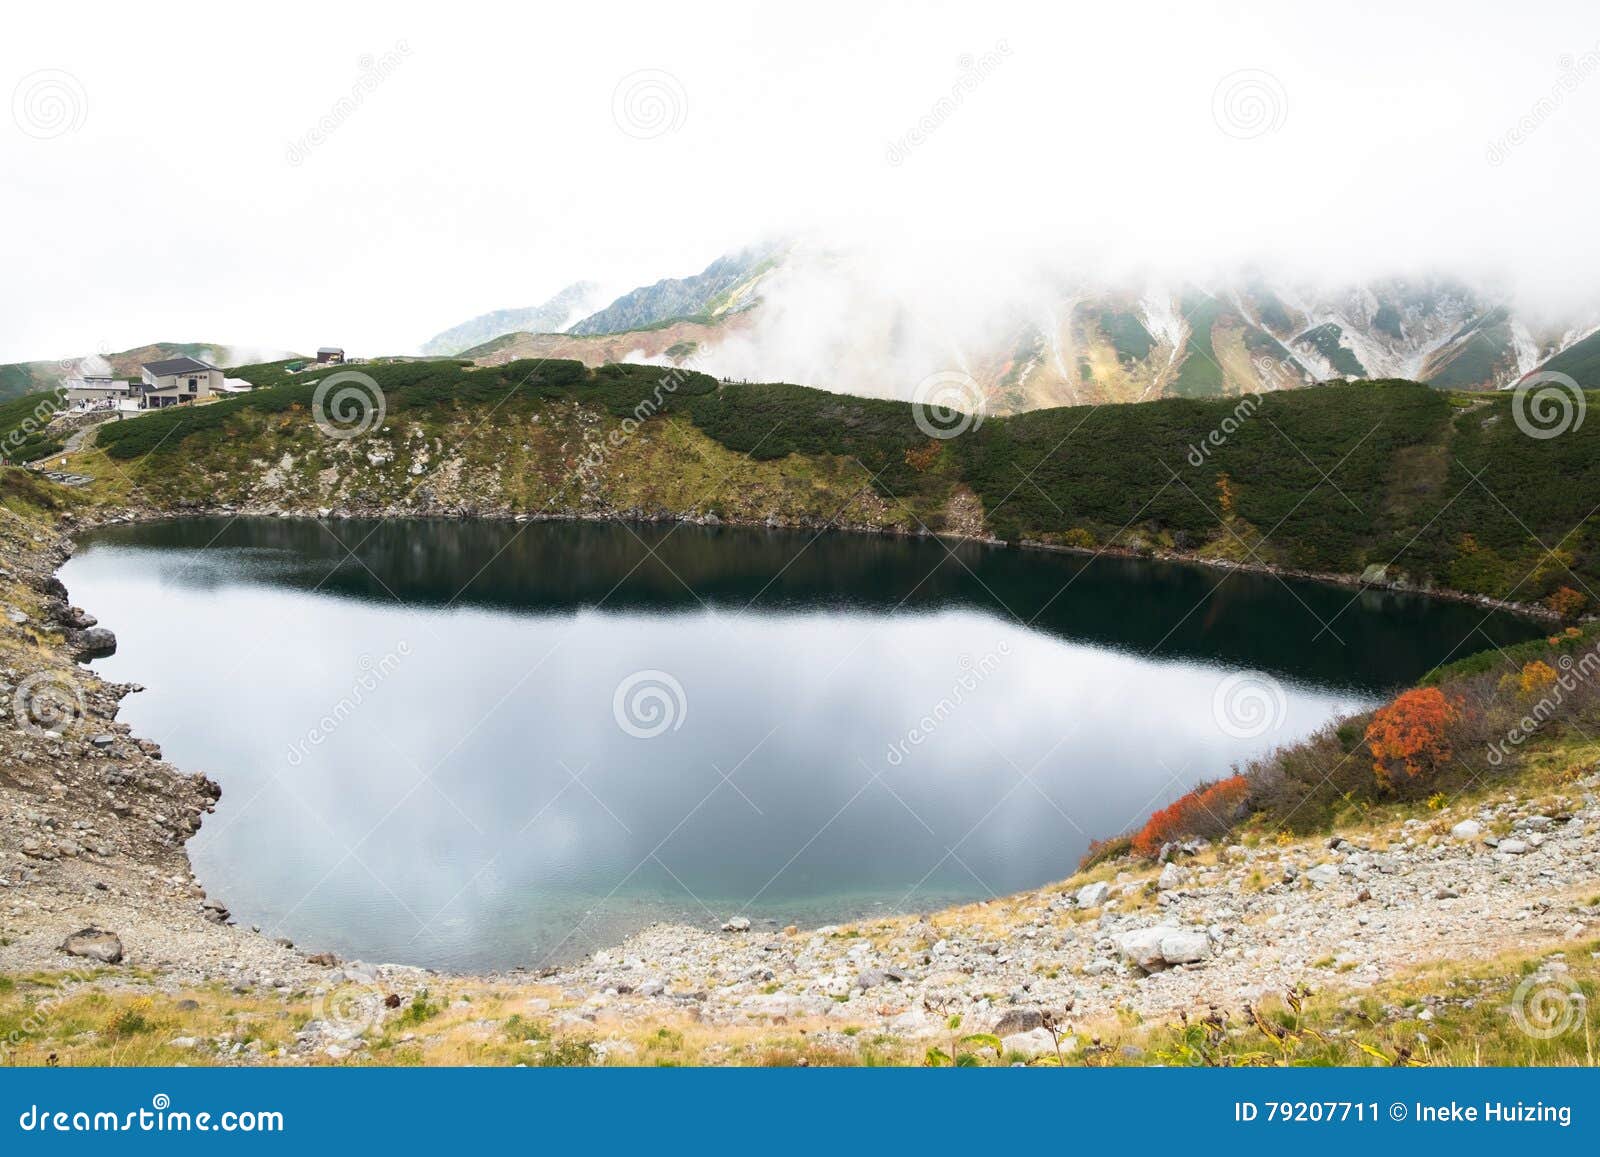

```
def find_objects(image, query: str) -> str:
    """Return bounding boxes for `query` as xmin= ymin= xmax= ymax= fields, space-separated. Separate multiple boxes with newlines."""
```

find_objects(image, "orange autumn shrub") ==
xmin=1544 ymin=586 xmax=1587 ymax=619
xmin=1130 ymin=774 xmax=1250 ymax=858
xmin=1215 ymin=472 xmax=1236 ymax=520
xmin=1365 ymin=687 xmax=1460 ymax=794
xmin=1518 ymin=660 xmax=1558 ymax=696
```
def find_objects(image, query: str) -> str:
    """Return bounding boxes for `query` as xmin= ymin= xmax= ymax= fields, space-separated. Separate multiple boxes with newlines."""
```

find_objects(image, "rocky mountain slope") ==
xmin=566 ymin=246 xmax=780 ymax=336
xmin=460 ymin=313 xmax=755 ymax=369
xmin=1538 ymin=325 xmax=1600 ymax=386
xmin=421 ymin=282 xmax=605 ymax=357
xmin=430 ymin=245 xmax=1600 ymax=413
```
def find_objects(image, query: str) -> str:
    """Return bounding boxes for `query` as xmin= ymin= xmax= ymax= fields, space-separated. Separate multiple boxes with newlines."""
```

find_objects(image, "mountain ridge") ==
xmin=567 ymin=245 xmax=783 ymax=336
xmin=419 ymin=282 xmax=605 ymax=357
xmin=423 ymin=247 xmax=1600 ymax=412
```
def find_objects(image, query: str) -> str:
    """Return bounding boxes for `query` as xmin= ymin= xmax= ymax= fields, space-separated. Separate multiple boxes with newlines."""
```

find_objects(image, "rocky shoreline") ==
xmin=535 ymin=796 xmax=1597 ymax=1056
xmin=3 ymin=497 xmax=1596 ymax=1065
xmin=0 ymin=512 xmax=328 ymax=994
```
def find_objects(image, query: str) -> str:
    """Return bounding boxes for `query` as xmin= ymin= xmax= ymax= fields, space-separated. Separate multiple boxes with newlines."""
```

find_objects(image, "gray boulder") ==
xmin=61 ymin=927 xmax=123 ymax=964
xmin=68 ymin=626 xmax=116 ymax=657
xmin=1303 ymin=863 xmax=1341 ymax=887
xmin=1156 ymin=929 xmax=1211 ymax=964
xmin=1114 ymin=927 xmax=1170 ymax=970
xmin=991 ymin=1008 xmax=1044 ymax=1037
xmin=62 ymin=607 xmax=97 ymax=629
xmin=1075 ymin=881 xmax=1111 ymax=908
xmin=1113 ymin=925 xmax=1211 ymax=971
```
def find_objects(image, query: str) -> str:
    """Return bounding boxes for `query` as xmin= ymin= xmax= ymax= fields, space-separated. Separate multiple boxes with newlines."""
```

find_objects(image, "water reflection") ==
xmin=61 ymin=519 xmax=1541 ymax=969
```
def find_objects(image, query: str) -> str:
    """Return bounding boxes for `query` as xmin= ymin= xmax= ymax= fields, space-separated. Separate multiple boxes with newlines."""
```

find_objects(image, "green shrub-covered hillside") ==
xmin=89 ymin=360 xmax=1600 ymax=609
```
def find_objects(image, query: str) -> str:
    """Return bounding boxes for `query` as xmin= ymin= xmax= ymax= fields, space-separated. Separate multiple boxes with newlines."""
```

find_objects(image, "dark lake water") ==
xmin=61 ymin=518 xmax=1542 ymax=970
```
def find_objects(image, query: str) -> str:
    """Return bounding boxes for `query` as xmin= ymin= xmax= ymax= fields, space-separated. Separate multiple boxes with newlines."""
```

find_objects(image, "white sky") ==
xmin=3 ymin=0 xmax=1599 ymax=362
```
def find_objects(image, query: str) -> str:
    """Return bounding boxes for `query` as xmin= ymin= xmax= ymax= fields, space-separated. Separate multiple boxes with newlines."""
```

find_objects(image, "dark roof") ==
xmin=142 ymin=356 xmax=216 ymax=376
xmin=317 ymin=346 xmax=344 ymax=354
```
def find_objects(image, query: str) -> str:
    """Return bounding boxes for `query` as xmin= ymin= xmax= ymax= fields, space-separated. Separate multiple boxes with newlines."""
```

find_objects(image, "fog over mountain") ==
xmin=440 ymin=236 xmax=1600 ymax=411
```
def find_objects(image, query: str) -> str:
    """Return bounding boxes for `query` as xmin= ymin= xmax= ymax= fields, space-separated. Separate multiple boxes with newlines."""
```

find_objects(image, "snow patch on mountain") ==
xmin=1139 ymin=292 xmax=1188 ymax=364
xmin=1511 ymin=319 xmax=1542 ymax=379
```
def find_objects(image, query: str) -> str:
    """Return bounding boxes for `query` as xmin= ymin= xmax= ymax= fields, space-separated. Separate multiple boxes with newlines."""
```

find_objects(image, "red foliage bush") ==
xmin=1130 ymin=774 xmax=1250 ymax=858
xmin=1365 ymin=687 xmax=1460 ymax=794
